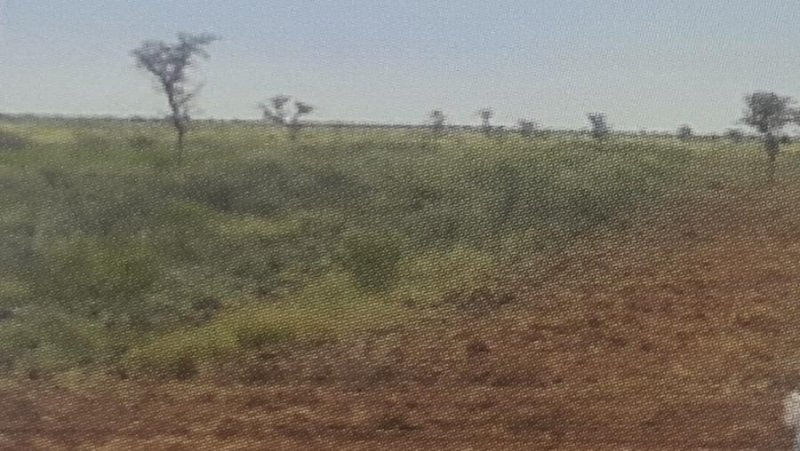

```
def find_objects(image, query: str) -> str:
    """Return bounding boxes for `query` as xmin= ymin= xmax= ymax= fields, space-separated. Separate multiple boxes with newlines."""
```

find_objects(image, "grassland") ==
xmin=0 ymin=118 xmax=702 ymax=379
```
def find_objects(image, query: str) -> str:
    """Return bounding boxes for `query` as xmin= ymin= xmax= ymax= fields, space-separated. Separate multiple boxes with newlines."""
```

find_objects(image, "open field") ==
xmin=2 ymin=120 xmax=800 ymax=448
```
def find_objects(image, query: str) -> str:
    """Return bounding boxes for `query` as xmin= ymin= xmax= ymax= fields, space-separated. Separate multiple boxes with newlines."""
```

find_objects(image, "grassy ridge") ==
xmin=0 ymin=120 xmax=693 ymax=378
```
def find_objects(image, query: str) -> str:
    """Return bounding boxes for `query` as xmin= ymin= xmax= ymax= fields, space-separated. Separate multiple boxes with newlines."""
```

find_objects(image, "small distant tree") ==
xmin=725 ymin=128 xmax=744 ymax=143
xmin=518 ymin=119 xmax=537 ymax=138
xmin=429 ymin=110 xmax=446 ymax=136
xmin=741 ymin=91 xmax=796 ymax=182
xmin=131 ymin=32 xmax=219 ymax=157
xmin=677 ymin=124 xmax=693 ymax=141
xmin=259 ymin=95 xmax=314 ymax=140
xmin=742 ymin=91 xmax=794 ymax=163
xmin=478 ymin=108 xmax=494 ymax=137
xmin=587 ymin=113 xmax=609 ymax=141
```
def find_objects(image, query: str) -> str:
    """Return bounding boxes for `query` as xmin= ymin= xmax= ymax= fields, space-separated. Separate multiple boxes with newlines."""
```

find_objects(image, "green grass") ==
xmin=125 ymin=272 xmax=412 ymax=378
xmin=0 ymin=119 xmax=703 ymax=378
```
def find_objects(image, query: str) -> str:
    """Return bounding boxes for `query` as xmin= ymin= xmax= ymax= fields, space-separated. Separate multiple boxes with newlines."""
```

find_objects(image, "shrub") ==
xmin=392 ymin=246 xmax=496 ymax=306
xmin=125 ymin=326 xmax=237 ymax=379
xmin=0 ymin=310 xmax=113 ymax=375
xmin=126 ymin=273 xmax=409 ymax=379
xmin=337 ymin=230 xmax=404 ymax=291
xmin=32 ymin=237 xmax=161 ymax=324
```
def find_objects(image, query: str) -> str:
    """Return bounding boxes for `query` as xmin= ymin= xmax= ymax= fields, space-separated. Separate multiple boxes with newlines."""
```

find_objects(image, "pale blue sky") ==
xmin=1 ymin=1 xmax=799 ymax=132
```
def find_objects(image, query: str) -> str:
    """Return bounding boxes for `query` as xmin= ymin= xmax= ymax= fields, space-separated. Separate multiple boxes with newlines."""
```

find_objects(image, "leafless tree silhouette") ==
xmin=132 ymin=32 xmax=219 ymax=157
xmin=259 ymin=95 xmax=315 ymax=140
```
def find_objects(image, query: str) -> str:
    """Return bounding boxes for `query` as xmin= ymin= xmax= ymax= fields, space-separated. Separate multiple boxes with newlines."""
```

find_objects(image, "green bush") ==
xmin=337 ymin=230 xmax=405 ymax=291
xmin=126 ymin=273 xmax=409 ymax=379
xmin=32 ymin=237 xmax=161 ymax=324
xmin=392 ymin=246 xmax=497 ymax=306
xmin=0 ymin=310 xmax=113 ymax=375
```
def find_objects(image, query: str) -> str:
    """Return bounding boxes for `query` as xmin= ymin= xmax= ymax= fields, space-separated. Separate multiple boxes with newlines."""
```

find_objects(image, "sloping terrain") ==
xmin=3 ymin=165 xmax=800 ymax=449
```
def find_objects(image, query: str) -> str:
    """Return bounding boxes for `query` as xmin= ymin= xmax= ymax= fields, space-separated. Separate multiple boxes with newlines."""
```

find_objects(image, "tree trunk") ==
xmin=767 ymin=152 xmax=777 ymax=184
xmin=287 ymin=123 xmax=300 ymax=141
xmin=176 ymin=126 xmax=185 ymax=159
xmin=765 ymin=133 xmax=779 ymax=184
xmin=165 ymin=85 xmax=187 ymax=161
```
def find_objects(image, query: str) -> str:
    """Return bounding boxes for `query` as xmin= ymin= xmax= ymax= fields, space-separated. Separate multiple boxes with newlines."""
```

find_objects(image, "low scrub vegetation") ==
xmin=0 ymin=119 xmax=693 ymax=379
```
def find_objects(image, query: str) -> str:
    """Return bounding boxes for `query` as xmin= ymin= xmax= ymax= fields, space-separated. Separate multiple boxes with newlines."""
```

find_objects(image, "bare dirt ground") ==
xmin=4 ymin=177 xmax=800 ymax=450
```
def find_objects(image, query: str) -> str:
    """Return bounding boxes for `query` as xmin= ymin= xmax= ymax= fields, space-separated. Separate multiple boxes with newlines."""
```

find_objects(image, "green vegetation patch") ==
xmin=0 ymin=120 xmax=697 ymax=378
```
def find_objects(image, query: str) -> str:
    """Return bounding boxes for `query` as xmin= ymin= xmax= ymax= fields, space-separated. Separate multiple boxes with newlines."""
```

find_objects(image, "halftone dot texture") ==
xmin=2 ymin=123 xmax=799 ymax=448
xmin=5 ymin=1 xmax=800 ymax=447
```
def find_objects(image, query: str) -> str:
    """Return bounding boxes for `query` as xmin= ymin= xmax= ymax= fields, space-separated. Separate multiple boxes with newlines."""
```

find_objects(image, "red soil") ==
xmin=3 ymin=181 xmax=800 ymax=450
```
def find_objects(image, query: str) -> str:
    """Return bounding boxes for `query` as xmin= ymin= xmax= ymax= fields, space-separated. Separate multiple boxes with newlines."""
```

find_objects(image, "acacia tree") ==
xmin=259 ymin=95 xmax=314 ymax=140
xmin=741 ymin=91 xmax=795 ymax=180
xmin=131 ymin=32 xmax=218 ymax=157
xmin=478 ymin=108 xmax=493 ymax=137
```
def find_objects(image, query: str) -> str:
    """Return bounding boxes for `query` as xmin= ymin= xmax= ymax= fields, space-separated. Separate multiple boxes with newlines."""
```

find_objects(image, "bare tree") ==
xmin=131 ymin=32 xmax=219 ymax=157
xmin=259 ymin=95 xmax=315 ymax=140
xmin=741 ymin=91 xmax=795 ymax=180
xmin=478 ymin=108 xmax=493 ymax=137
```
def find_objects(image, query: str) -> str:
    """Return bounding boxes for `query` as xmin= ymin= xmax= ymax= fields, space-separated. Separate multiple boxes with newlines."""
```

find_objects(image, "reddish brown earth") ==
xmin=3 ymin=180 xmax=800 ymax=450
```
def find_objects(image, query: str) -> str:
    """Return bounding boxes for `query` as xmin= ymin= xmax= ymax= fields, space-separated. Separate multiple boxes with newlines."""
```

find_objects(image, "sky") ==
xmin=0 ymin=0 xmax=799 ymax=133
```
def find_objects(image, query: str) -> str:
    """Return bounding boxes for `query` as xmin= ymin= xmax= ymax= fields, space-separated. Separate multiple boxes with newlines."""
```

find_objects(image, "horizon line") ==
xmin=0 ymin=112 xmax=763 ymax=136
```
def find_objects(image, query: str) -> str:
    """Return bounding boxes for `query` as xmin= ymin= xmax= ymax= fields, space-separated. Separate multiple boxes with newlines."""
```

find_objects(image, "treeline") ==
xmin=0 ymin=113 xmax=769 ymax=143
xmin=2 ymin=32 xmax=796 ymax=160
